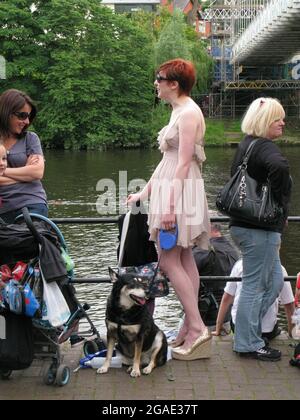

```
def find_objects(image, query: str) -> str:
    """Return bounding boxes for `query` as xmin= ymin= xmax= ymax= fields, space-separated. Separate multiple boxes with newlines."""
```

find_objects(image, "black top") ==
xmin=229 ymin=135 xmax=292 ymax=233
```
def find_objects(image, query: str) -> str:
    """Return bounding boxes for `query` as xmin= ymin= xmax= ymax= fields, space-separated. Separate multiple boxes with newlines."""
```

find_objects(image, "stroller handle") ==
xmin=21 ymin=207 xmax=44 ymax=245
xmin=16 ymin=209 xmax=67 ymax=250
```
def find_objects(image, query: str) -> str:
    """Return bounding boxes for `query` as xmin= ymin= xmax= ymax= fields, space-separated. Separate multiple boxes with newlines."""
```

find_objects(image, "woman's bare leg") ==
xmin=181 ymin=247 xmax=201 ymax=296
xmin=158 ymin=244 xmax=206 ymax=351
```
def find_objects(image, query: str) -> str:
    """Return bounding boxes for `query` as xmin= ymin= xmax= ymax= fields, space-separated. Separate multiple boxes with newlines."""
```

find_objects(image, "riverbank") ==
xmin=1 ymin=333 xmax=299 ymax=400
xmin=205 ymin=118 xmax=300 ymax=146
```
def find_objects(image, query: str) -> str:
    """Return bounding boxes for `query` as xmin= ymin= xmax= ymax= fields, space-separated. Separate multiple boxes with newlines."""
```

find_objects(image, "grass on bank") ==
xmin=204 ymin=119 xmax=300 ymax=146
xmin=205 ymin=119 xmax=242 ymax=145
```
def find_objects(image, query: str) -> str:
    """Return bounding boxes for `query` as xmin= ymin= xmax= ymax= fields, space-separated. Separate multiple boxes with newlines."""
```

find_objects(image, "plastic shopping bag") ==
xmin=41 ymin=269 xmax=71 ymax=327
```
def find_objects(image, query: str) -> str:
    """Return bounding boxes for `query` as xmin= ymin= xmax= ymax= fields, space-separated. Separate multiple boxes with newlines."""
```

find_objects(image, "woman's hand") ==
xmin=161 ymin=212 xmax=176 ymax=231
xmin=26 ymin=154 xmax=42 ymax=166
xmin=211 ymin=326 xmax=229 ymax=336
xmin=127 ymin=193 xmax=141 ymax=205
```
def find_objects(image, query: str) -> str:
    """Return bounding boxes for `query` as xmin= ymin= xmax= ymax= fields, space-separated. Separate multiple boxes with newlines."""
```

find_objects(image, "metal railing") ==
xmin=50 ymin=215 xmax=300 ymax=284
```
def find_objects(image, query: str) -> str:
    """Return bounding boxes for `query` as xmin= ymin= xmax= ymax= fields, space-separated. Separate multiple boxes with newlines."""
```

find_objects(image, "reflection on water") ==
xmin=43 ymin=146 xmax=300 ymax=332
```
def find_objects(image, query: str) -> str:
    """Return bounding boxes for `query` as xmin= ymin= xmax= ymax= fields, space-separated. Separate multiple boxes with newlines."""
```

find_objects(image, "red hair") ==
xmin=157 ymin=59 xmax=196 ymax=96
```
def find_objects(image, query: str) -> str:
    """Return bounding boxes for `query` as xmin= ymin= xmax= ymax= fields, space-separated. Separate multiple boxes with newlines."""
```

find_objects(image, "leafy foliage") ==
xmin=0 ymin=1 xmax=213 ymax=149
xmin=155 ymin=9 xmax=213 ymax=95
xmin=155 ymin=10 xmax=192 ymax=67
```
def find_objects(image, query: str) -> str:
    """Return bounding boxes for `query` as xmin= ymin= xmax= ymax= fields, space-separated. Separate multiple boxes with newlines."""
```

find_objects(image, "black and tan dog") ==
xmin=97 ymin=268 xmax=168 ymax=377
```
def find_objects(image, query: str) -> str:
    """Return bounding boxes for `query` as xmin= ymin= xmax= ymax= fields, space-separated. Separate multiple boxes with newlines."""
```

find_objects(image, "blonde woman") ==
xmin=229 ymin=97 xmax=292 ymax=361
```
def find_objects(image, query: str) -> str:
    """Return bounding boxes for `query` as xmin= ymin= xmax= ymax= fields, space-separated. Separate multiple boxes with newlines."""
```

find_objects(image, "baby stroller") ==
xmin=0 ymin=208 xmax=105 ymax=386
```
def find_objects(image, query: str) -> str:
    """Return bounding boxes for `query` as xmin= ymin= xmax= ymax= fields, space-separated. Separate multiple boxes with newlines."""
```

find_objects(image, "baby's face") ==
xmin=0 ymin=147 xmax=7 ymax=175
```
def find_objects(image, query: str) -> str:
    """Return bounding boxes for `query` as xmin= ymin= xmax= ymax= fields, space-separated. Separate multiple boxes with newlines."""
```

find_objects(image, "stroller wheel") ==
xmin=83 ymin=340 xmax=98 ymax=357
xmin=42 ymin=363 xmax=57 ymax=386
xmin=0 ymin=369 xmax=12 ymax=380
xmin=56 ymin=365 xmax=71 ymax=387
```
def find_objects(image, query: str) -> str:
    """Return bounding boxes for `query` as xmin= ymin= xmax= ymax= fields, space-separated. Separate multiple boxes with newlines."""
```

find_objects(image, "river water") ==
xmin=43 ymin=146 xmax=300 ymax=332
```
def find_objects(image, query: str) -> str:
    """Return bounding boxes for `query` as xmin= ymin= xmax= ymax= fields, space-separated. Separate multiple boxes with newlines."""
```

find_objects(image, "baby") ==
xmin=0 ymin=144 xmax=7 ymax=176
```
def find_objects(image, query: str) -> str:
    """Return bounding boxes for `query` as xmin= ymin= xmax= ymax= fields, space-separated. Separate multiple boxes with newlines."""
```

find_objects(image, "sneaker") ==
xmin=70 ymin=335 xmax=85 ymax=348
xmin=238 ymin=346 xmax=281 ymax=362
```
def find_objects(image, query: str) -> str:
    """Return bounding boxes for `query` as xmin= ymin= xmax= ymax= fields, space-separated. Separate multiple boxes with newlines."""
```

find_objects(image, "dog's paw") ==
xmin=130 ymin=368 xmax=141 ymax=378
xmin=127 ymin=366 xmax=141 ymax=377
xmin=142 ymin=365 xmax=153 ymax=375
xmin=97 ymin=366 xmax=109 ymax=374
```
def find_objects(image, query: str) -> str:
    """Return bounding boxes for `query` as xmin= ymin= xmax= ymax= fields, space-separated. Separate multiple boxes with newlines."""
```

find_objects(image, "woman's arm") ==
xmin=127 ymin=178 xmax=152 ymax=204
xmin=0 ymin=176 xmax=18 ymax=186
xmin=284 ymin=302 xmax=295 ymax=337
xmin=4 ymin=155 xmax=44 ymax=182
xmin=212 ymin=292 xmax=234 ymax=336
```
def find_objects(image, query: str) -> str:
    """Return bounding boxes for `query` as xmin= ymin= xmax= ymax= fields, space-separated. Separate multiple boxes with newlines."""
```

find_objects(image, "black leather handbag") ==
xmin=216 ymin=140 xmax=283 ymax=228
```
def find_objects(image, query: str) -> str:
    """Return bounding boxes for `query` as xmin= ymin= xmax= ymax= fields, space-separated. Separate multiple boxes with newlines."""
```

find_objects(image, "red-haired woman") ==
xmin=127 ymin=59 xmax=211 ymax=360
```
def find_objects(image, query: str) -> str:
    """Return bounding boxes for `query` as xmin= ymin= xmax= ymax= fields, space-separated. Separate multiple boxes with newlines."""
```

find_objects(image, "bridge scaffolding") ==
xmin=200 ymin=0 xmax=300 ymax=119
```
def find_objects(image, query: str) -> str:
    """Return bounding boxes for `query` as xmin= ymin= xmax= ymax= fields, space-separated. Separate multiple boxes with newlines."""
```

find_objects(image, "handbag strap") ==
xmin=240 ymin=139 xmax=258 ymax=168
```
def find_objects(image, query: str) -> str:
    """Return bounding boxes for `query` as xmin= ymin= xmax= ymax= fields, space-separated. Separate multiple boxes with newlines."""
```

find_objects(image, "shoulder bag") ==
xmin=216 ymin=140 xmax=283 ymax=228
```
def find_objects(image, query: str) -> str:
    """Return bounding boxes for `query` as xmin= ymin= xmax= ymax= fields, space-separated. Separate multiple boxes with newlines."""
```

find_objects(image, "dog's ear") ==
xmin=108 ymin=267 xmax=119 ymax=283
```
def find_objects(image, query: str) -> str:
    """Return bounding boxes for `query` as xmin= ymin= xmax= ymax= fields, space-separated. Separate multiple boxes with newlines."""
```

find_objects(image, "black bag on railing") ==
xmin=117 ymin=211 xmax=169 ymax=299
xmin=216 ymin=140 xmax=283 ymax=228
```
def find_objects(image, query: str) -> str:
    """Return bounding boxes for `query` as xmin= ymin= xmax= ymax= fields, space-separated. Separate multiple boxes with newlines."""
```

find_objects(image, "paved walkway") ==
xmin=1 ymin=333 xmax=299 ymax=400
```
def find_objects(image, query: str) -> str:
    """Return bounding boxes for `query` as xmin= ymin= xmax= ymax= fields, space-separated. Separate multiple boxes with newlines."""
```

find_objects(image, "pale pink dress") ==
xmin=148 ymin=98 xmax=210 ymax=249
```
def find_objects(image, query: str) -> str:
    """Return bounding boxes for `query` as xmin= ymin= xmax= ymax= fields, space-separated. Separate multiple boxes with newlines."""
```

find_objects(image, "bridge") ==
xmin=201 ymin=0 xmax=300 ymax=66
xmin=231 ymin=0 xmax=300 ymax=65
xmin=200 ymin=0 xmax=300 ymax=117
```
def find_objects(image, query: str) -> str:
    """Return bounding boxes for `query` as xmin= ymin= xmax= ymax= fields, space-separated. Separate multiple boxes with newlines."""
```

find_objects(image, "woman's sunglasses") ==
xmin=13 ymin=111 xmax=31 ymax=121
xmin=156 ymin=74 xmax=171 ymax=83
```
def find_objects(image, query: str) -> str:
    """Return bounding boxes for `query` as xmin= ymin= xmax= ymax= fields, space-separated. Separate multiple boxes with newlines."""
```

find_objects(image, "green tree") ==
xmin=154 ymin=9 xmax=192 ymax=68
xmin=0 ymin=1 xmax=212 ymax=148
xmin=38 ymin=2 xmax=154 ymax=148
xmin=0 ymin=0 xmax=154 ymax=149
xmin=0 ymin=0 xmax=46 ymax=96
xmin=185 ymin=22 xmax=213 ymax=94
xmin=154 ymin=9 xmax=213 ymax=95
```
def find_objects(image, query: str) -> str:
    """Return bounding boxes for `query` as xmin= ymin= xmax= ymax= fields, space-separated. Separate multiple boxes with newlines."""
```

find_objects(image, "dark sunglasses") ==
xmin=13 ymin=111 xmax=31 ymax=121
xmin=156 ymin=74 xmax=171 ymax=83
